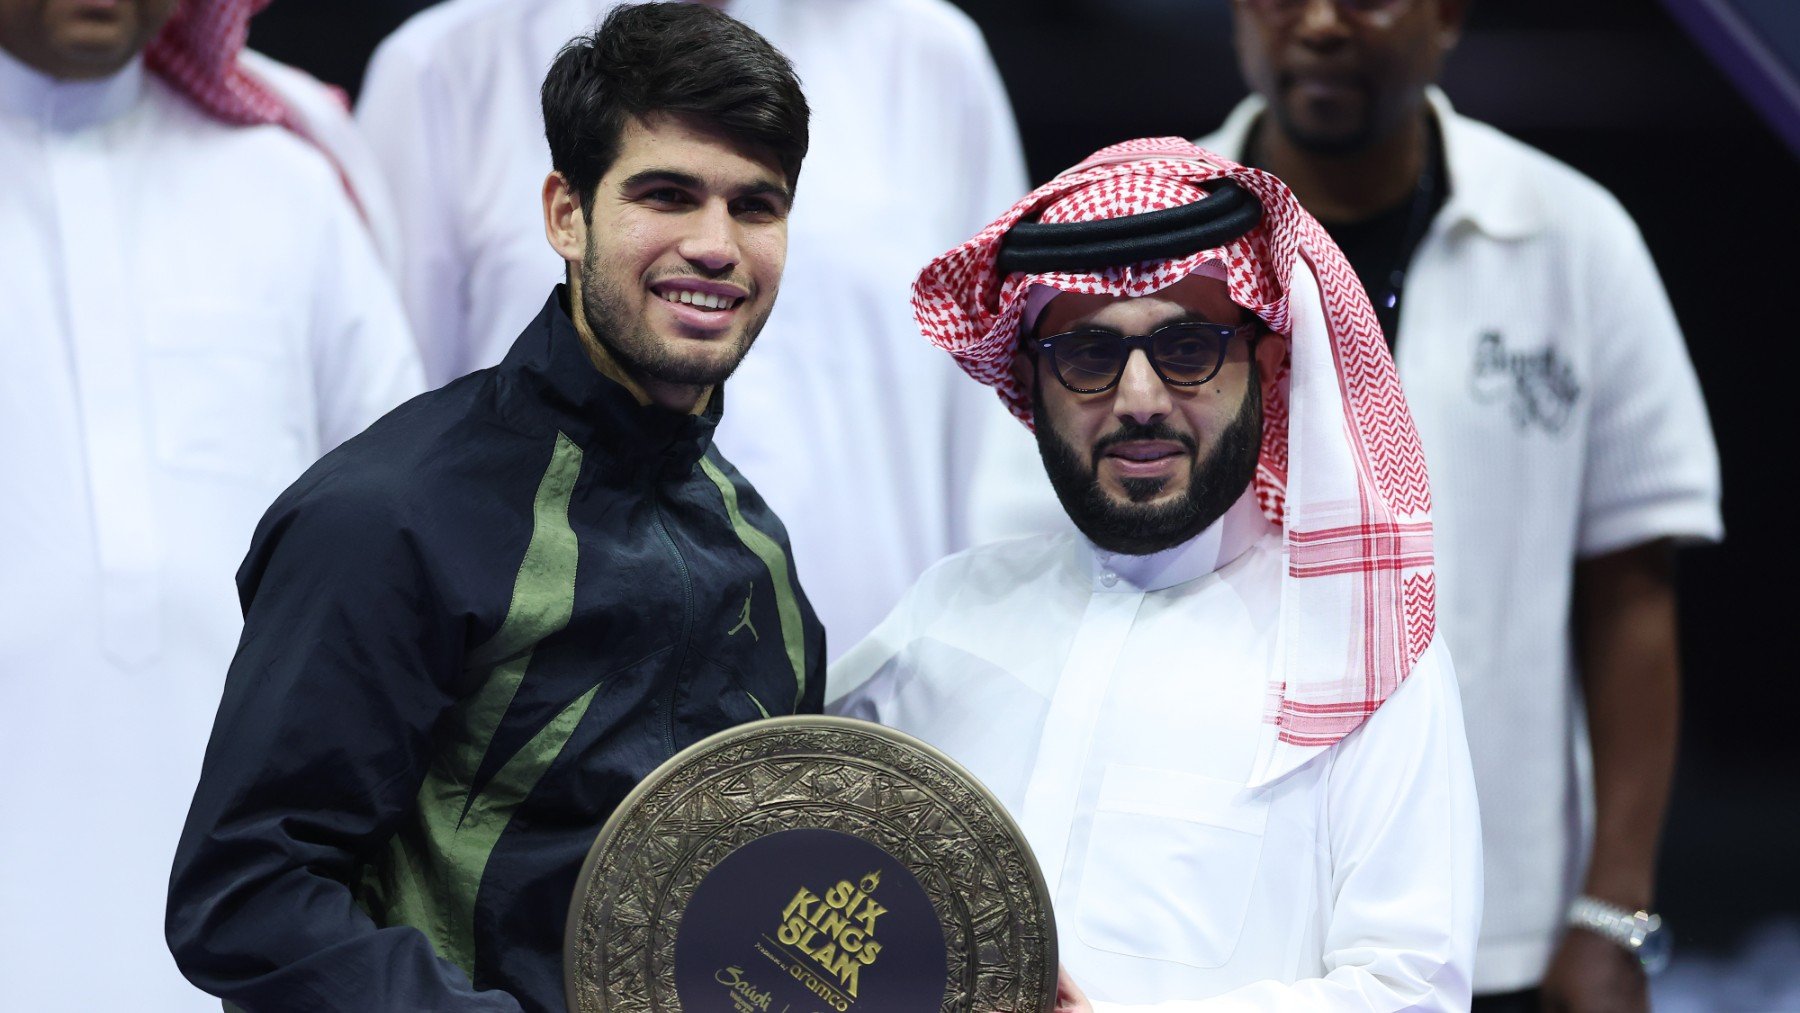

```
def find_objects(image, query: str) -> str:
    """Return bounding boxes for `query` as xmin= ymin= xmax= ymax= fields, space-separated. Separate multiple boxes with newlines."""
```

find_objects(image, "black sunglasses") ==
xmin=1028 ymin=319 xmax=1260 ymax=395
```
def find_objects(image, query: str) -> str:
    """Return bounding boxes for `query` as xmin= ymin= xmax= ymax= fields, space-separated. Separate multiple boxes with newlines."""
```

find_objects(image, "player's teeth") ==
xmin=660 ymin=289 xmax=736 ymax=310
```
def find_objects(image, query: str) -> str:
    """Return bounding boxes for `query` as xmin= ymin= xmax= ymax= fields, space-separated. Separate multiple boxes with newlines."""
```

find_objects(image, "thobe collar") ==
xmin=500 ymin=286 xmax=722 ymax=478
xmin=0 ymin=45 xmax=144 ymax=130
xmin=1084 ymin=489 xmax=1273 ymax=594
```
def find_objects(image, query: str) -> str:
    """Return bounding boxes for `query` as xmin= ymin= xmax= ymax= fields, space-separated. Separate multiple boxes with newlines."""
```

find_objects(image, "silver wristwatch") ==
xmin=1566 ymin=895 xmax=1672 ymax=975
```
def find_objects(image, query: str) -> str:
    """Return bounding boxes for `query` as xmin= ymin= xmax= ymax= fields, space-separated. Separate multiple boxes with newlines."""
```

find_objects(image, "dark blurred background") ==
xmin=250 ymin=0 xmax=1799 ymax=964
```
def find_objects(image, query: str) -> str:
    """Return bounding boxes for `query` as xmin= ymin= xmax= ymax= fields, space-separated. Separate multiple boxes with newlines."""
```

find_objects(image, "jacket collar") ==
xmin=499 ymin=287 xmax=722 ymax=476
xmin=0 ymin=45 xmax=144 ymax=130
xmin=1204 ymin=86 xmax=1547 ymax=241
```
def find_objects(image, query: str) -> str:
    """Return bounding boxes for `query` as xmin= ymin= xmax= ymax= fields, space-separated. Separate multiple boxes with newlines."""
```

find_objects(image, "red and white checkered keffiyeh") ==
xmin=915 ymin=138 xmax=1436 ymax=779
xmin=143 ymin=0 xmax=362 ymax=212
xmin=145 ymin=0 xmax=295 ymax=129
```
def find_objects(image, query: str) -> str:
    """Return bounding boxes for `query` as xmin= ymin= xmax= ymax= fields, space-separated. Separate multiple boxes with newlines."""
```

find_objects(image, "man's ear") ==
xmin=1008 ymin=349 xmax=1037 ymax=401
xmin=542 ymin=171 xmax=587 ymax=265
xmin=1254 ymin=329 xmax=1287 ymax=383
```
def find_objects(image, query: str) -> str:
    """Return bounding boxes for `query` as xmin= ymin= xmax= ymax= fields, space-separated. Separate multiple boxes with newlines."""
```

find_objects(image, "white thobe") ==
xmin=829 ymin=494 xmax=1483 ymax=1010
xmin=355 ymin=0 xmax=1034 ymax=655
xmin=238 ymin=48 xmax=405 ymax=271
xmin=0 ymin=49 xmax=423 ymax=1012
xmin=969 ymin=91 xmax=1726 ymax=991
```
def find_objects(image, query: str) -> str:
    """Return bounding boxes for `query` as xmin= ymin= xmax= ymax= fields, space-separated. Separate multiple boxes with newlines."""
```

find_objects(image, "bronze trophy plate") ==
xmin=564 ymin=715 xmax=1056 ymax=1013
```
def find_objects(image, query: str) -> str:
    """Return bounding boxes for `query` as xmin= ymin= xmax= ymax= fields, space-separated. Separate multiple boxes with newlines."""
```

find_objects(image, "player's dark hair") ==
xmin=541 ymin=2 xmax=810 ymax=214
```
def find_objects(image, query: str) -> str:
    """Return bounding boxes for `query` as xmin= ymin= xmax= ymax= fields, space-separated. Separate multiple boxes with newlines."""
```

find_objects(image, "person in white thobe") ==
xmin=355 ymin=0 xmax=1032 ymax=656
xmin=0 ymin=3 xmax=423 ymax=1008
xmin=238 ymin=48 xmax=406 ymax=271
xmin=830 ymin=138 xmax=1482 ymax=1010
xmin=834 ymin=499 xmax=1477 ymax=1010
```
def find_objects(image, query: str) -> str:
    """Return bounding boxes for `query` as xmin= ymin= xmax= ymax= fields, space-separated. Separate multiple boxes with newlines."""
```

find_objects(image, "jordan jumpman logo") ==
xmin=728 ymin=582 xmax=758 ymax=641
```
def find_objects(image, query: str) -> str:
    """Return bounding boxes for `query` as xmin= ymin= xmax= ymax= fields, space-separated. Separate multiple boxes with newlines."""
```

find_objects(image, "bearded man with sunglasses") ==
xmin=1203 ymin=3 xmax=1723 ymax=1010
xmin=830 ymin=139 xmax=1482 ymax=1011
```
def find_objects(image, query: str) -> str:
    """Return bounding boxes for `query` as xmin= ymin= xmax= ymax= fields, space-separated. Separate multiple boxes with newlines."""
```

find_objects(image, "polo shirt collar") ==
xmin=1426 ymin=87 xmax=1547 ymax=239
xmin=1205 ymin=86 xmax=1546 ymax=240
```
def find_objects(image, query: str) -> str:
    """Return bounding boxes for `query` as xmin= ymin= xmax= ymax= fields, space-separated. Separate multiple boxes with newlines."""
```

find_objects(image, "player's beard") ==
xmin=1033 ymin=366 xmax=1262 ymax=556
xmin=579 ymin=246 xmax=771 ymax=388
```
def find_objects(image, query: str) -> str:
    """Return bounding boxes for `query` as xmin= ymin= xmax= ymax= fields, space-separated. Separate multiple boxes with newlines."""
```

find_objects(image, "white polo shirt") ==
xmin=1200 ymin=90 xmax=1724 ymax=992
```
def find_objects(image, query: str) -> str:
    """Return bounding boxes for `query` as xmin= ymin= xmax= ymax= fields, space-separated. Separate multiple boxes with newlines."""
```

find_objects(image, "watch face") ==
xmin=1636 ymin=919 xmax=1673 ymax=975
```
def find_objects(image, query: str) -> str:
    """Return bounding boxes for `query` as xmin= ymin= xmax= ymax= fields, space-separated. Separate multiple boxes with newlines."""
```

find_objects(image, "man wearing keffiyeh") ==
xmin=829 ymin=139 xmax=1481 ymax=1010
xmin=0 ymin=1 xmax=420 ymax=1009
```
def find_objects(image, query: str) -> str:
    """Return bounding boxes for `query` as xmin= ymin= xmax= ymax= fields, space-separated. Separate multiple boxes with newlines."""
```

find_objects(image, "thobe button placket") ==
xmin=1019 ymin=588 xmax=1143 ymax=905
xmin=48 ymin=107 xmax=163 ymax=669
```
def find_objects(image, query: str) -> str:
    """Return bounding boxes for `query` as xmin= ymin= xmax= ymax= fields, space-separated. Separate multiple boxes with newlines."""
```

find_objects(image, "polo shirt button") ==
xmin=1100 ymin=572 xmax=1118 ymax=587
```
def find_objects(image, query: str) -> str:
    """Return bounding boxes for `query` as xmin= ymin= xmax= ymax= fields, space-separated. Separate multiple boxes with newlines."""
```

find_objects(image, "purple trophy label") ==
xmin=674 ymin=828 xmax=948 ymax=1013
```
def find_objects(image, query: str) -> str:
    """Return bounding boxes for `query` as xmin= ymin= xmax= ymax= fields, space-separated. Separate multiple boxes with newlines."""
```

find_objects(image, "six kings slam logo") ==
xmin=714 ymin=870 xmax=888 ymax=1013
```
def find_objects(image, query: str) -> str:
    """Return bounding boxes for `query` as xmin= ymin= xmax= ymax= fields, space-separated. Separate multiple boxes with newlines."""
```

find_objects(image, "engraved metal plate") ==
xmin=564 ymin=715 xmax=1056 ymax=1013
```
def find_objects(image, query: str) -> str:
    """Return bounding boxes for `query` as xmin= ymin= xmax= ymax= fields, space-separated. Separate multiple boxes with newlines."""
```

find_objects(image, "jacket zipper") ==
xmin=651 ymin=489 xmax=694 ymax=757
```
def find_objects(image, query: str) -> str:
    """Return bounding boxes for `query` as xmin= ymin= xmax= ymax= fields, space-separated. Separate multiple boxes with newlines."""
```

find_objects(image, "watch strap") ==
xmin=1566 ymin=895 xmax=1670 ymax=974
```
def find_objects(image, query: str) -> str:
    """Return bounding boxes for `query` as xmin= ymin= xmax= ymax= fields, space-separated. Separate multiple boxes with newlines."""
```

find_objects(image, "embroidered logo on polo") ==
xmin=1470 ymin=331 xmax=1581 ymax=435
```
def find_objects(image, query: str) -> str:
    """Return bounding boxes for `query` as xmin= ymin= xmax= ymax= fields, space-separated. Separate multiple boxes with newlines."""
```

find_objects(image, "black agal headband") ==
xmin=993 ymin=179 xmax=1263 ymax=276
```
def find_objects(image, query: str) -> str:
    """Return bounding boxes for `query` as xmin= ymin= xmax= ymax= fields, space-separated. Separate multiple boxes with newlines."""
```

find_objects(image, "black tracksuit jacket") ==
xmin=168 ymin=290 xmax=826 ymax=1012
